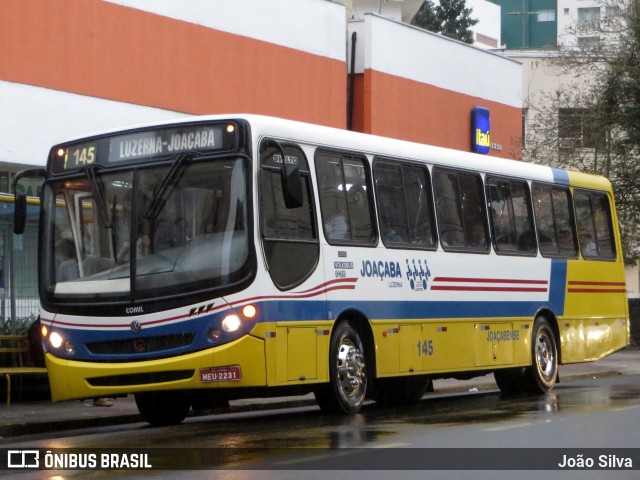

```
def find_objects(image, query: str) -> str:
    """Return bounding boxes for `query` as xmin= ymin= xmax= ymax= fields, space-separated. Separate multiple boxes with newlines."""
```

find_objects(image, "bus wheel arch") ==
xmin=314 ymin=311 xmax=373 ymax=414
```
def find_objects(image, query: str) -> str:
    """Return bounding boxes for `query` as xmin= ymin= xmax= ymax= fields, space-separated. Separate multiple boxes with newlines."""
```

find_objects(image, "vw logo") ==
xmin=130 ymin=320 xmax=142 ymax=333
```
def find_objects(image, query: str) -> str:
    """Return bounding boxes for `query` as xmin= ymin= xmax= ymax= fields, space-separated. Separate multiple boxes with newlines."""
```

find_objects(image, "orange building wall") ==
xmin=353 ymin=70 xmax=523 ymax=160
xmin=0 ymin=0 xmax=346 ymax=128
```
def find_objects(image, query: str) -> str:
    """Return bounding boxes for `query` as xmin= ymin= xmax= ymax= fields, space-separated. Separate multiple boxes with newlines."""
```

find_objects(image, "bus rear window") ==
xmin=574 ymin=189 xmax=616 ymax=260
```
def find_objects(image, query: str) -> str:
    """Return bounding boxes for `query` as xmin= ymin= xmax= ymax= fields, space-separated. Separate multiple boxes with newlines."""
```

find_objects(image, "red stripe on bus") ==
xmin=430 ymin=286 xmax=548 ymax=292
xmin=568 ymin=281 xmax=626 ymax=286
xmin=432 ymin=277 xmax=548 ymax=285
xmin=568 ymin=288 xmax=627 ymax=294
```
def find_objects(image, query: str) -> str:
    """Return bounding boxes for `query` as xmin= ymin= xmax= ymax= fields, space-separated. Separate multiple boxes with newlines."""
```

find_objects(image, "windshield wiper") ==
xmin=85 ymin=164 xmax=119 ymax=262
xmin=85 ymin=164 xmax=112 ymax=229
xmin=144 ymin=153 xmax=191 ymax=223
xmin=111 ymin=194 xmax=120 ymax=262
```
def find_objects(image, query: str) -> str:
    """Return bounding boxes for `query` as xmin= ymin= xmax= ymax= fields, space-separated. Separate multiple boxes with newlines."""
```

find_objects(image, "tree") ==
xmin=522 ymin=1 xmax=640 ymax=264
xmin=411 ymin=0 xmax=478 ymax=44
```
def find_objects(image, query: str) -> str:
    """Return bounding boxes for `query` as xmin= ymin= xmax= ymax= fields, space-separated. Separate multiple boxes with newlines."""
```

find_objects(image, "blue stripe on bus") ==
xmin=551 ymin=168 xmax=570 ymax=186
xmin=260 ymin=260 xmax=569 ymax=321
xmin=261 ymin=295 xmax=568 ymax=323
xmin=548 ymin=258 xmax=568 ymax=316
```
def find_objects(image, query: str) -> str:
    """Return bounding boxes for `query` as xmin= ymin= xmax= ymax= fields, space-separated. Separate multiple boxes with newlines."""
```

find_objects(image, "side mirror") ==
xmin=281 ymin=158 xmax=303 ymax=209
xmin=12 ymin=168 xmax=46 ymax=235
xmin=13 ymin=193 xmax=27 ymax=235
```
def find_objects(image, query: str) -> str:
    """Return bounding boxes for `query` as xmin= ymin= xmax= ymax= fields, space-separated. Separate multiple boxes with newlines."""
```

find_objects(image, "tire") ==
xmin=315 ymin=321 xmax=368 ymax=414
xmin=190 ymin=391 xmax=230 ymax=413
xmin=374 ymin=375 xmax=432 ymax=407
xmin=494 ymin=316 xmax=558 ymax=395
xmin=522 ymin=316 xmax=558 ymax=394
xmin=134 ymin=390 xmax=191 ymax=426
xmin=494 ymin=367 xmax=526 ymax=395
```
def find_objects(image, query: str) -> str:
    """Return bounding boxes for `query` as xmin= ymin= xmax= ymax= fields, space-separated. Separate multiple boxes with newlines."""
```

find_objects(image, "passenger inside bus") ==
xmin=347 ymin=186 xmax=372 ymax=241
xmin=325 ymin=211 xmax=349 ymax=240
xmin=56 ymin=237 xmax=79 ymax=281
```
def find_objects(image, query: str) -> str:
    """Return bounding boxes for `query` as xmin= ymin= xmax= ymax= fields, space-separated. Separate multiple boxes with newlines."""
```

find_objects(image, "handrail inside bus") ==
xmin=0 ymin=193 xmax=40 ymax=205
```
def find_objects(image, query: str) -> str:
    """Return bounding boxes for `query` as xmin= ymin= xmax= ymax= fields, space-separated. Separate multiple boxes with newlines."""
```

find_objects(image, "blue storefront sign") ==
xmin=471 ymin=106 xmax=491 ymax=154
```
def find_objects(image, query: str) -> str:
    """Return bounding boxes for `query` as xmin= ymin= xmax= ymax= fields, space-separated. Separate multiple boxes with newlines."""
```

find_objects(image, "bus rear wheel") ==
xmin=494 ymin=316 xmax=558 ymax=395
xmin=134 ymin=390 xmax=191 ymax=426
xmin=523 ymin=316 xmax=558 ymax=393
xmin=315 ymin=321 xmax=367 ymax=414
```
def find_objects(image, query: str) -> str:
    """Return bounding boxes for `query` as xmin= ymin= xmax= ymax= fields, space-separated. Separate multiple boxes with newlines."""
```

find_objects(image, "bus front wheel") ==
xmin=315 ymin=321 xmax=368 ymax=414
xmin=134 ymin=390 xmax=191 ymax=426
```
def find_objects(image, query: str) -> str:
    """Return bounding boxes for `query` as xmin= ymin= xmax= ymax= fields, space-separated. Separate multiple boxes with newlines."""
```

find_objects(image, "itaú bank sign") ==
xmin=471 ymin=106 xmax=491 ymax=154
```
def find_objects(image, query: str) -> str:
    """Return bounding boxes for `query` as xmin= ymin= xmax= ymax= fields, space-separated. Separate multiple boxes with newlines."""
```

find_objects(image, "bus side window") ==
xmin=316 ymin=151 xmax=375 ymax=245
xmin=433 ymin=168 xmax=489 ymax=252
xmin=260 ymin=141 xmax=319 ymax=290
xmin=486 ymin=177 xmax=536 ymax=255
xmin=574 ymin=189 xmax=616 ymax=260
xmin=373 ymin=159 xmax=436 ymax=249
xmin=532 ymin=183 xmax=578 ymax=258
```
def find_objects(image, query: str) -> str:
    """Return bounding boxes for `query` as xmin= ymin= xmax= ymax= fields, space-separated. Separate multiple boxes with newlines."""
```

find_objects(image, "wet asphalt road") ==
xmin=4 ymin=374 xmax=640 ymax=479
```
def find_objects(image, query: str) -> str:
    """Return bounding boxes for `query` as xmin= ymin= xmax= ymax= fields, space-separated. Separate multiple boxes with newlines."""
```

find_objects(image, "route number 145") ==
xmin=417 ymin=339 xmax=434 ymax=357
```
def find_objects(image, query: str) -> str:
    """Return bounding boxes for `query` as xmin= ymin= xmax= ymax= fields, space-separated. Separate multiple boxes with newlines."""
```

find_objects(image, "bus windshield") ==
xmin=42 ymin=157 xmax=251 ymax=304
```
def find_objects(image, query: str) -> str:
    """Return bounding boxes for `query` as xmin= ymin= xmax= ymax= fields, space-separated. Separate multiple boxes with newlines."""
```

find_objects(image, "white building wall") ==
xmin=104 ymin=0 xmax=346 ymax=61
xmin=467 ymin=0 xmax=502 ymax=49
xmin=361 ymin=14 xmax=520 ymax=107
xmin=0 ymin=81 xmax=183 ymax=166
xmin=626 ymin=266 xmax=640 ymax=299
xmin=0 ymin=0 xmax=348 ymax=167
xmin=557 ymin=0 xmax=624 ymax=48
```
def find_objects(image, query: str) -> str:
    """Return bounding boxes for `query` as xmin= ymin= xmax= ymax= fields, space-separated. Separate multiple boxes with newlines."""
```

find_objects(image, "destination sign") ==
xmin=50 ymin=122 xmax=237 ymax=174
xmin=109 ymin=126 xmax=223 ymax=162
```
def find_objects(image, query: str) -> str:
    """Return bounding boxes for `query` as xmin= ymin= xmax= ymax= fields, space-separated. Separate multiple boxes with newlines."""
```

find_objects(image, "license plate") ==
xmin=199 ymin=365 xmax=242 ymax=383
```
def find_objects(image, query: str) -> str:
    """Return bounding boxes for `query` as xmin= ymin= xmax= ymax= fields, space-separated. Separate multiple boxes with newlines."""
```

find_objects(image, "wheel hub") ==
xmin=337 ymin=342 xmax=366 ymax=396
xmin=536 ymin=333 xmax=554 ymax=379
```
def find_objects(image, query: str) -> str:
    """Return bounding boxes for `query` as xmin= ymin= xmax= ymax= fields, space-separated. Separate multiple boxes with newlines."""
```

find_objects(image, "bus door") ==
xmin=259 ymin=141 xmax=323 ymax=383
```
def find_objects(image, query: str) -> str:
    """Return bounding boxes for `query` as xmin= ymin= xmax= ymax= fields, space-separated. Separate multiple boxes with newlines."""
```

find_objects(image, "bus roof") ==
xmin=56 ymin=113 xmax=612 ymax=191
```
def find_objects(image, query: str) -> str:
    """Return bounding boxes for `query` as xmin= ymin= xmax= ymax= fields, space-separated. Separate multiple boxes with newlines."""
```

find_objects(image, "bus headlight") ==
xmin=49 ymin=331 xmax=63 ymax=349
xmin=222 ymin=314 xmax=241 ymax=332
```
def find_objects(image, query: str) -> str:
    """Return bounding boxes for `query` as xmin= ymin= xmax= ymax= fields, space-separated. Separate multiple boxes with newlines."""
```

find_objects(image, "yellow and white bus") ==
xmin=14 ymin=115 xmax=628 ymax=425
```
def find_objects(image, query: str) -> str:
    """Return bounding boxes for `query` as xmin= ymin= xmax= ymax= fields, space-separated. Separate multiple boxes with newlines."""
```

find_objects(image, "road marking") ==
xmin=484 ymin=422 xmax=532 ymax=432
xmin=611 ymin=404 xmax=640 ymax=412
xmin=367 ymin=442 xmax=411 ymax=448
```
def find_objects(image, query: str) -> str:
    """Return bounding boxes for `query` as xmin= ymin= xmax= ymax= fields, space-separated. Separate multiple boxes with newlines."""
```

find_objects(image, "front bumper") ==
xmin=46 ymin=334 xmax=266 ymax=401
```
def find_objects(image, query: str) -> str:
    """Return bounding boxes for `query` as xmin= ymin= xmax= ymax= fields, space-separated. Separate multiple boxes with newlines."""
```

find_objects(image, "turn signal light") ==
xmin=242 ymin=304 xmax=257 ymax=319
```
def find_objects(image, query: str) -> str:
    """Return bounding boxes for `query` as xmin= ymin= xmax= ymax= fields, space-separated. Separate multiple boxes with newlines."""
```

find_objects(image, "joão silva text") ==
xmin=558 ymin=454 xmax=632 ymax=469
